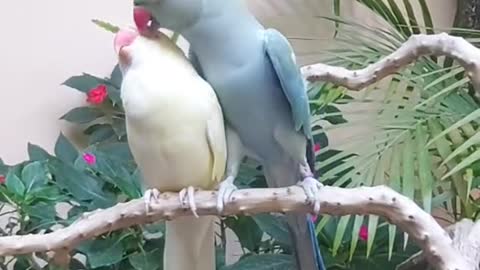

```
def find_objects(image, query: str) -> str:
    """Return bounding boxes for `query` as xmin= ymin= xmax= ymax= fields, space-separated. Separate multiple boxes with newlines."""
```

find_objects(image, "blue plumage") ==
xmin=134 ymin=0 xmax=326 ymax=269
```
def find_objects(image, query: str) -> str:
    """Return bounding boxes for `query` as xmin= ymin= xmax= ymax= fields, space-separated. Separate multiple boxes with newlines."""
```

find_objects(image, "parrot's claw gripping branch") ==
xmin=216 ymin=176 xmax=238 ymax=213
xmin=143 ymin=188 xmax=161 ymax=213
xmin=0 ymin=185 xmax=474 ymax=270
xmin=179 ymin=186 xmax=200 ymax=218
xmin=297 ymin=177 xmax=323 ymax=214
xmin=301 ymin=33 xmax=480 ymax=95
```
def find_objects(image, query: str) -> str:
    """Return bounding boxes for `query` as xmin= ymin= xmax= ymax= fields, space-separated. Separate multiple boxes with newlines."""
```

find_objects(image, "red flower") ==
xmin=82 ymin=153 xmax=96 ymax=165
xmin=0 ymin=175 xmax=5 ymax=185
xmin=359 ymin=225 xmax=368 ymax=241
xmin=314 ymin=143 xmax=321 ymax=152
xmin=87 ymin=84 xmax=108 ymax=104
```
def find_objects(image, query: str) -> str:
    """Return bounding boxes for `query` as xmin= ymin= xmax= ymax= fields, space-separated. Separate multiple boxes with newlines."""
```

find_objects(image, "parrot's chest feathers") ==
xmin=121 ymin=66 xmax=193 ymax=120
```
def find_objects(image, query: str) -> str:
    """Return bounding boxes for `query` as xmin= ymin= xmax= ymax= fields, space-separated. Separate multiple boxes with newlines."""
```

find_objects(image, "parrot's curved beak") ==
xmin=133 ymin=6 xmax=159 ymax=36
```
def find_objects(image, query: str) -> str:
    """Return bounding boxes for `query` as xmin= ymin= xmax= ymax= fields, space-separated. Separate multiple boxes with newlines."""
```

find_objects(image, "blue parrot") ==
xmin=133 ymin=1 xmax=326 ymax=269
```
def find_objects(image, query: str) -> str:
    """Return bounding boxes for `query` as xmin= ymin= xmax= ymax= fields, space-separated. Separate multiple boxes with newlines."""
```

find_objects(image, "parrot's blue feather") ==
xmin=264 ymin=29 xmax=312 ymax=139
xmin=307 ymin=215 xmax=326 ymax=270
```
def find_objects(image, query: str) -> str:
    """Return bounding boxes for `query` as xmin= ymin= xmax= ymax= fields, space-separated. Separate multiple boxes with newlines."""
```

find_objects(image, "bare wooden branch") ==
xmin=0 ymin=185 xmax=473 ymax=270
xmin=301 ymin=33 xmax=480 ymax=94
xmin=397 ymin=219 xmax=480 ymax=270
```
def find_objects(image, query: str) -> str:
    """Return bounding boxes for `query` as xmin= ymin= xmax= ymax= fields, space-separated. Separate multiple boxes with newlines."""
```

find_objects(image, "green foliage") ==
xmin=319 ymin=0 xmax=480 ymax=262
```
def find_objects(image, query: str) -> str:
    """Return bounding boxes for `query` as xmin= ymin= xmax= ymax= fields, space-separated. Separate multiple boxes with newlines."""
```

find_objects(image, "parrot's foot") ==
xmin=143 ymin=188 xmax=161 ymax=213
xmin=179 ymin=186 xmax=199 ymax=218
xmin=297 ymin=177 xmax=323 ymax=213
xmin=216 ymin=176 xmax=238 ymax=213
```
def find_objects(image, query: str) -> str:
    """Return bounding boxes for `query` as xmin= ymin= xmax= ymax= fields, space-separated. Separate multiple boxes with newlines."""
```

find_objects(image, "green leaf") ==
xmin=402 ymin=0 xmax=420 ymax=34
xmin=97 ymin=142 xmax=134 ymax=162
xmin=49 ymin=159 xmax=112 ymax=207
xmin=442 ymin=149 xmax=480 ymax=180
xmin=416 ymin=125 xmax=434 ymax=212
xmin=63 ymin=73 xmax=105 ymax=93
xmin=112 ymin=117 xmax=126 ymax=138
xmin=13 ymin=256 xmax=30 ymax=270
xmin=222 ymin=254 xmax=296 ymax=270
xmin=6 ymin=170 xmax=25 ymax=197
xmin=388 ymin=224 xmax=396 ymax=260
xmin=28 ymin=186 xmax=63 ymax=202
xmin=225 ymin=216 xmax=263 ymax=252
xmin=366 ymin=215 xmax=379 ymax=257
xmin=79 ymin=236 xmax=124 ymax=268
xmin=61 ymin=107 xmax=105 ymax=124
xmin=85 ymin=151 xmax=142 ymax=199
xmin=332 ymin=215 xmax=351 ymax=255
xmin=253 ymin=214 xmax=291 ymax=246
xmin=110 ymin=64 xmax=123 ymax=88
xmin=441 ymin=132 xmax=480 ymax=166
xmin=25 ymin=201 xmax=56 ymax=222
xmin=216 ymin=246 xmax=226 ymax=270
xmin=27 ymin=143 xmax=52 ymax=161
xmin=54 ymin=133 xmax=78 ymax=165
xmin=128 ymin=249 xmax=162 ymax=270
xmin=418 ymin=0 xmax=434 ymax=34
xmin=21 ymin=161 xmax=48 ymax=193
xmin=349 ymin=215 xmax=364 ymax=260
xmin=107 ymin=85 xmax=122 ymax=105
xmin=427 ymin=108 xmax=480 ymax=147
xmin=0 ymin=159 xmax=9 ymax=175
xmin=86 ymin=124 xmax=116 ymax=144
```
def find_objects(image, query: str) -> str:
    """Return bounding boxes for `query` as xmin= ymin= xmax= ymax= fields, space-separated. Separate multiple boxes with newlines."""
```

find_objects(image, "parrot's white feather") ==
xmin=121 ymin=34 xmax=226 ymax=191
xmin=119 ymin=32 xmax=226 ymax=270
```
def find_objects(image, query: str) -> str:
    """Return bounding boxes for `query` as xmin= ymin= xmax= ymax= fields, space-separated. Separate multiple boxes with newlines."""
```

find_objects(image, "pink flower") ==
xmin=87 ymin=84 xmax=108 ymax=105
xmin=359 ymin=225 xmax=368 ymax=241
xmin=0 ymin=175 xmax=5 ymax=185
xmin=314 ymin=143 xmax=321 ymax=152
xmin=310 ymin=215 xmax=318 ymax=223
xmin=82 ymin=153 xmax=96 ymax=165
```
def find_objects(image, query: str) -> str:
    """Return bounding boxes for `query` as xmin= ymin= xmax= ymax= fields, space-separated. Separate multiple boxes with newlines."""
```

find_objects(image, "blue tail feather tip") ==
xmin=307 ymin=215 xmax=326 ymax=270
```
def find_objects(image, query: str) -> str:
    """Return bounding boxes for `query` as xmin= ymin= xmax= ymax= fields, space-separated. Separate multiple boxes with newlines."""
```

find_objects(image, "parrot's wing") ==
xmin=205 ymin=88 xmax=228 ymax=183
xmin=264 ymin=28 xmax=312 ymax=139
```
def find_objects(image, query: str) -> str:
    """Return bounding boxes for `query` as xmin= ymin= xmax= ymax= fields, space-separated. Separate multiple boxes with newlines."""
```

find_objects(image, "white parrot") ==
xmin=114 ymin=27 xmax=227 ymax=270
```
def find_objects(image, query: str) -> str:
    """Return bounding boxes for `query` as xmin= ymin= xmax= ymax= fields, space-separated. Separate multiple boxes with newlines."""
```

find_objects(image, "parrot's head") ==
xmin=114 ymin=27 xmax=140 ymax=73
xmin=133 ymin=0 xmax=202 ymax=34
xmin=114 ymin=27 xmax=182 ymax=73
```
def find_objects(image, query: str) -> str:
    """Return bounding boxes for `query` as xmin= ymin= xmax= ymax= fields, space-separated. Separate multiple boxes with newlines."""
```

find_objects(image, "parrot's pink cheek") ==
xmin=133 ymin=6 xmax=152 ymax=34
xmin=114 ymin=28 xmax=139 ymax=65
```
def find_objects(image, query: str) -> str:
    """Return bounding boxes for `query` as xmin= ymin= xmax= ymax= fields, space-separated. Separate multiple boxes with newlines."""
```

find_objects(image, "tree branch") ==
xmin=0 ymin=185 xmax=474 ymax=270
xmin=301 ymin=33 xmax=480 ymax=95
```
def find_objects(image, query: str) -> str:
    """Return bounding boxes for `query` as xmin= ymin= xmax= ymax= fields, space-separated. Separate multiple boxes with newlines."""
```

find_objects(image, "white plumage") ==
xmin=118 ymin=30 xmax=227 ymax=270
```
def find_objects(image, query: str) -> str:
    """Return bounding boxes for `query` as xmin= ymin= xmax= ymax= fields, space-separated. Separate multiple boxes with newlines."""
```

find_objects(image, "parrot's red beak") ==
xmin=133 ymin=6 xmax=153 ymax=35
xmin=114 ymin=28 xmax=139 ymax=64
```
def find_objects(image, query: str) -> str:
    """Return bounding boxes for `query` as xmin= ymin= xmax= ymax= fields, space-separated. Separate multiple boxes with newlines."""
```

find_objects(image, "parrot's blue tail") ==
xmin=307 ymin=215 xmax=326 ymax=270
xmin=306 ymin=139 xmax=326 ymax=270
xmin=264 ymin=157 xmax=326 ymax=270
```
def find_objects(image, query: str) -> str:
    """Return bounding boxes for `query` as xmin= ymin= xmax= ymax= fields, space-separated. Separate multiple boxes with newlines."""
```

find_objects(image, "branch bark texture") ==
xmin=0 ymin=185 xmax=472 ymax=270
xmin=302 ymin=33 xmax=480 ymax=95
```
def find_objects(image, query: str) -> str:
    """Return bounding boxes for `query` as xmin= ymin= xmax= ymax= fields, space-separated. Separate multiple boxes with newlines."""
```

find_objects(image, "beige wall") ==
xmin=0 ymin=0 xmax=133 ymax=164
